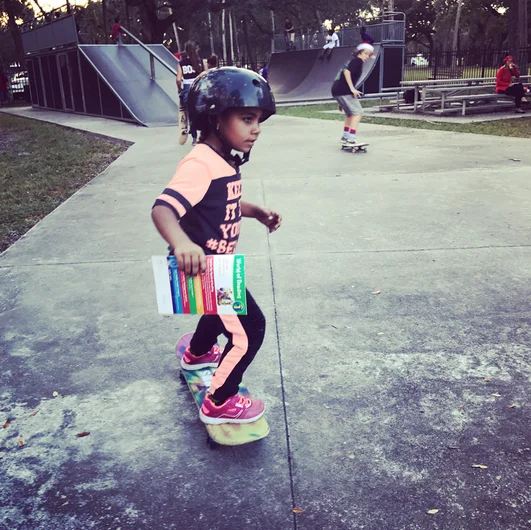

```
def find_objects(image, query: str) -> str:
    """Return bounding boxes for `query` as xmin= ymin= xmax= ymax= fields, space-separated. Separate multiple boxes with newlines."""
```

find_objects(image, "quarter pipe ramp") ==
xmin=79 ymin=44 xmax=179 ymax=126
xmin=269 ymin=45 xmax=381 ymax=104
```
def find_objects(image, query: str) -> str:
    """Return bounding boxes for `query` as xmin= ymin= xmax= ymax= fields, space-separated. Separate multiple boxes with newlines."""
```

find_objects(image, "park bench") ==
xmin=376 ymin=76 xmax=530 ymax=115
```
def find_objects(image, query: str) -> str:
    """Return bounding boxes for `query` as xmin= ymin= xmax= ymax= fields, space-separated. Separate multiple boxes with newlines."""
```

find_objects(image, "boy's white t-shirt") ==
xmin=324 ymin=32 xmax=340 ymax=49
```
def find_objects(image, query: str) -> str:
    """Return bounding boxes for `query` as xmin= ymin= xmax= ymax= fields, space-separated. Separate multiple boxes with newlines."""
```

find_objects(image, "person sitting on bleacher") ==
xmin=496 ymin=56 xmax=525 ymax=114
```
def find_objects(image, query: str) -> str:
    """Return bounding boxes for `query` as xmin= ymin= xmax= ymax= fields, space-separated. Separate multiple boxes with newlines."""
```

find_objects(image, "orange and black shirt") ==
xmin=153 ymin=144 xmax=242 ymax=255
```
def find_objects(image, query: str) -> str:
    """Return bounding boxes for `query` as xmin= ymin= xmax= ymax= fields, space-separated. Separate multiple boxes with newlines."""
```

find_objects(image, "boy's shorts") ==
xmin=334 ymin=95 xmax=363 ymax=116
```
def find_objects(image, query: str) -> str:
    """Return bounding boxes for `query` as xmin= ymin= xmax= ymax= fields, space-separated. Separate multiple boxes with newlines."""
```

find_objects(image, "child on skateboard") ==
xmin=331 ymin=43 xmax=374 ymax=145
xmin=152 ymin=67 xmax=281 ymax=425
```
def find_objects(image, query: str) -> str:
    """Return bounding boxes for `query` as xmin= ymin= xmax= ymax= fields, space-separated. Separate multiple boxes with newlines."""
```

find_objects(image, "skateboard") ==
xmin=341 ymin=141 xmax=369 ymax=153
xmin=178 ymin=103 xmax=188 ymax=145
xmin=176 ymin=333 xmax=270 ymax=448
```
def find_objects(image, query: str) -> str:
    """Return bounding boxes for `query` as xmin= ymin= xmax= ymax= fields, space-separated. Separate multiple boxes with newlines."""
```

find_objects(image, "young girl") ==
xmin=331 ymin=43 xmax=374 ymax=144
xmin=152 ymin=67 xmax=281 ymax=424
xmin=176 ymin=41 xmax=204 ymax=144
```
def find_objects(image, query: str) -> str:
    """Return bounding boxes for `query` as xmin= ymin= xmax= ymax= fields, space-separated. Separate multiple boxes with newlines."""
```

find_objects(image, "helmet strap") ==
xmin=232 ymin=151 xmax=251 ymax=167
xmin=206 ymin=117 xmax=251 ymax=167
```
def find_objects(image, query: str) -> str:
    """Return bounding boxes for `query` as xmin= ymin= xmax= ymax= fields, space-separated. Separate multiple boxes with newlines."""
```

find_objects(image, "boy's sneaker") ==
xmin=346 ymin=134 xmax=358 ymax=144
xmin=200 ymin=393 xmax=265 ymax=424
xmin=180 ymin=344 xmax=223 ymax=370
xmin=340 ymin=133 xmax=350 ymax=142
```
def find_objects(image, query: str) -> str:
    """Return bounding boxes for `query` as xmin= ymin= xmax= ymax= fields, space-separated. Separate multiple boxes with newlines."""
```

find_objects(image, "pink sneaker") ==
xmin=199 ymin=394 xmax=265 ymax=424
xmin=180 ymin=344 xmax=223 ymax=370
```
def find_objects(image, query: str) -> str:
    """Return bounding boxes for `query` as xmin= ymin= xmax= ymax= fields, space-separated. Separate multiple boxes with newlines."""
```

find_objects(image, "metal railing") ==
xmin=274 ymin=13 xmax=405 ymax=52
xmin=21 ymin=4 xmax=73 ymax=33
xmin=119 ymin=27 xmax=177 ymax=79
xmin=404 ymin=47 xmax=531 ymax=82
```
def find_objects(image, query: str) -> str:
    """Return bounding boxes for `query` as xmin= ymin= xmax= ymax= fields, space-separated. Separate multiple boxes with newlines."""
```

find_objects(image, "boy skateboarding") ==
xmin=331 ymin=43 xmax=374 ymax=145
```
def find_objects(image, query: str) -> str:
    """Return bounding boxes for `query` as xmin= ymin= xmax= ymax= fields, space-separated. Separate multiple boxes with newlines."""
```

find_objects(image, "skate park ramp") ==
xmin=269 ymin=45 xmax=381 ymax=104
xmin=79 ymin=44 xmax=179 ymax=127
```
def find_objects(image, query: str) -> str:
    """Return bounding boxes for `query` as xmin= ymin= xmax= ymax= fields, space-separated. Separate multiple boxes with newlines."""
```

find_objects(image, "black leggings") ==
xmin=190 ymin=289 xmax=265 ymax=403
xmin=499 ymin=83 xmax=525 ymax=108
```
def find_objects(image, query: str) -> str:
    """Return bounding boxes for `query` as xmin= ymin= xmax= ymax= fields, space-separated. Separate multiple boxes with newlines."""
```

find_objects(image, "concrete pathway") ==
xmin=1 ymin=107 xmax=530 ymax=529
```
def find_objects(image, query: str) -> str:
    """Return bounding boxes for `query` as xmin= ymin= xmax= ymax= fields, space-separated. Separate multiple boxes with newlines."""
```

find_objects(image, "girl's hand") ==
xmin=256 ymin=208 xmax=282 ymax=233
xmin=174 ymin=241 xmax=206 ymax=276
xmin=352 ymin=88 xmax=362 ymax=97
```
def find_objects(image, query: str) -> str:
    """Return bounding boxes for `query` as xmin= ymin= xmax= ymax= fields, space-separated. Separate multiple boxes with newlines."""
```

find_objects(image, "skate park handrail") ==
xmin=273 ymin=13 xmax=405 ymax=52
xmin=120 ymin=26 xmax=177 ymax=78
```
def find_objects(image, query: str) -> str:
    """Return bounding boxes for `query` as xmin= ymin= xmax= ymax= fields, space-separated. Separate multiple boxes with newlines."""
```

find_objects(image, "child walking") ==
xmin=176 ymin=41 xmax=204 ymax=145
xmin=152 ymin=67 xmax=281 ymax=424
xmin=331 ymin=43 xmax=374 ymax=144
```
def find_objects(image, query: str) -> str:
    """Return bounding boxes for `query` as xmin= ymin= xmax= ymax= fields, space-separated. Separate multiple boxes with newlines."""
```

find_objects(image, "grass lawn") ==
xmin=276 ymin=102 xmax=531 ymax=138
xmin=0 ymin=114 xmax=128 ymax=252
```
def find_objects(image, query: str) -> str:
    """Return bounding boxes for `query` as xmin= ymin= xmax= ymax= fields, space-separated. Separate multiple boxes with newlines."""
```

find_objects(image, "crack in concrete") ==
xmin=262 ymin=178 xmax=299 ymax=530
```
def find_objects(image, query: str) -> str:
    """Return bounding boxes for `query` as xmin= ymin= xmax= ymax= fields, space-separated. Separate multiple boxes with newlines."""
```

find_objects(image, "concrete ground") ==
xmin=1 ymin=107 xmax=530 ymax=530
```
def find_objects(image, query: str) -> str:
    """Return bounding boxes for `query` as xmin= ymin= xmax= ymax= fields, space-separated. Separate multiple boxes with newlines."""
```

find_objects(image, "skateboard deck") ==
xmin=176 ymin=333 xmax=270 ymax=447
xmin=341 ymin=141 xmax=369 ymax=153
xmin=178 ymin=104 xmax=189 ymax=145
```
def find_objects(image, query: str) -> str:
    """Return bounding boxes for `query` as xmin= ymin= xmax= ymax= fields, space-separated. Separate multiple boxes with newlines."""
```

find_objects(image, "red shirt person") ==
xmin=111 ymin=16 xmax=125 ymax=45
xmin=495 ymin=55 xmax=525 ymax=113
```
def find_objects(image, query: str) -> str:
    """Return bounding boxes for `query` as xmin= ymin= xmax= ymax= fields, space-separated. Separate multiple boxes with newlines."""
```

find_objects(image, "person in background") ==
xmin=496 ymin=55 xmax=525 ymax=113
xmin=285 ymin=18 xmax=295 ymax=51
xmin=207 ymin=55 xmax=218 ymax=69
xmin=360 ymin=26 xmax=374 ymax=45
xmin=318 ymin=29 xmax=339 ymax=60
xmin=259 ymin=62 xmax=268 ymax=81
xmin=176 ymin=41 xmax=204 ymax=145
xmin=111 ymin=16 xmax=125 ymax=45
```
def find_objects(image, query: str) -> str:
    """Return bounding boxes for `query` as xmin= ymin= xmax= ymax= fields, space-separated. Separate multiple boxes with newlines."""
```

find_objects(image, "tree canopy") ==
xmin=1 ymin=0 xmax=529 ymax=66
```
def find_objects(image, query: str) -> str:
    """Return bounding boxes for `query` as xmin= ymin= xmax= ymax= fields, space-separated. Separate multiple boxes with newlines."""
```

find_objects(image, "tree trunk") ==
xmin=102 ymin=0 xmax=108 ymax=43
xmin=233 ymin=13 xmax=241 ymax=62
xmin=228 ymin=10 xmax=235 ymax=65
xmin=451 ymin=0 xmax=462 ymax=53
xmin=314 ymin=9 xmax=322 ymax=28
xmin=221 ymin=1 xmax=227 ymax=64
xmin=168 ymin=7 xmax=181 ymax=51
xmin=507 ymin=1 xmax=519 ymax=55
xmin=242 ymin=14 xmax=256 ymax=71
xmin=125 ymin=0 xmax=130 ymax=29
xmin=517 ymin=0 xmax=528 ymax=57
xmin=270 ymin=10 xmax=275 ymax=54
xmin=5 ymin=0 xmax=25 ymax=65
xmin=32 ymin=0 xmax=46 ymax=17
xmin=208 ymin=11 xmax=215 ymax=56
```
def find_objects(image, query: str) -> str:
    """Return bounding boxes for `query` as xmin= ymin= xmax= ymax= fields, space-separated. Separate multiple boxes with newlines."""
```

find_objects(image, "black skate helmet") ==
xmin=188 ymin=67 xmax=276 ymax=134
